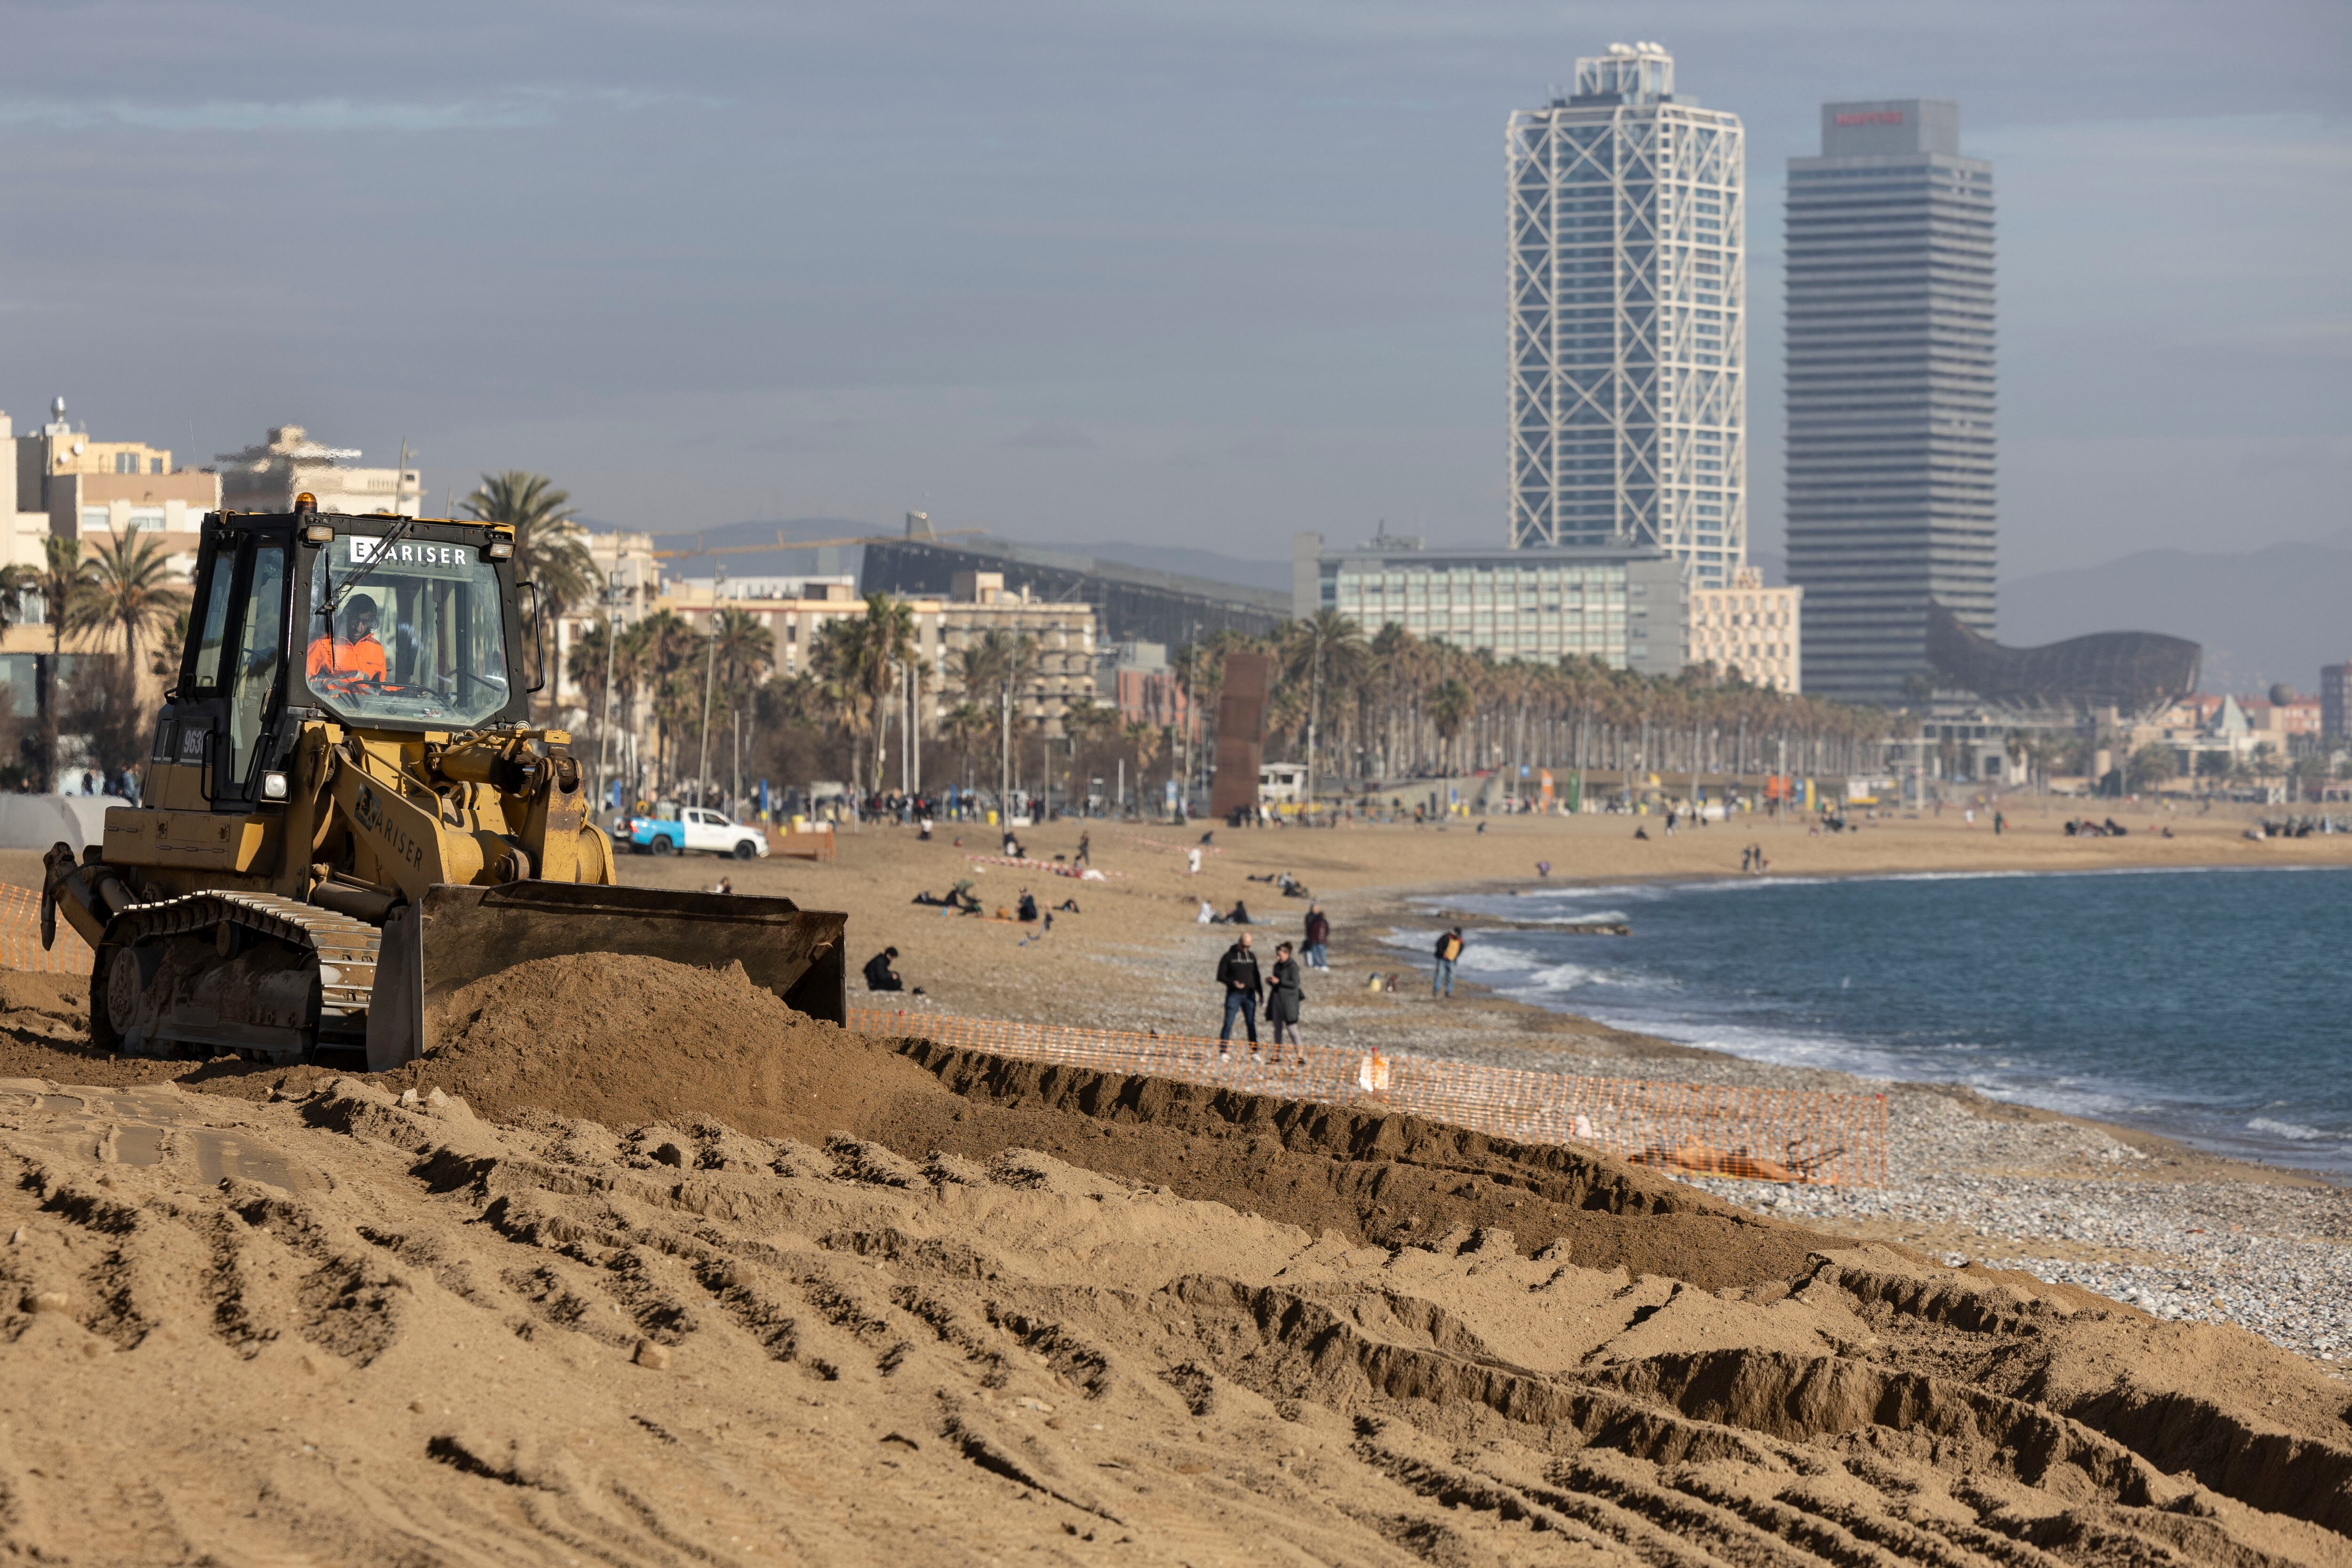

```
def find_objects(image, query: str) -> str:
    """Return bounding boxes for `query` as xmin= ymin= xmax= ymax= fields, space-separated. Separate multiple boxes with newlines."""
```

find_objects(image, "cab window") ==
xmin=305 ymin=534 xmax=510 ymax=726
xmin=229 ymin=544 xmax=287 ymax=784
xmin=190 ymin=550 xmax=236 ymax=691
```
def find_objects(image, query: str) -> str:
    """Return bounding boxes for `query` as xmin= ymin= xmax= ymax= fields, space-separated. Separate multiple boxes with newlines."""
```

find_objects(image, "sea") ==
xmin=1410 ymin=865 xmax=2352 ymax=1176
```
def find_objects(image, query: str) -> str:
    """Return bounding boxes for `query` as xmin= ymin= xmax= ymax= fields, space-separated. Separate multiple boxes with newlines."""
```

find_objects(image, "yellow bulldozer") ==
xmin=40 ymin=500 xmax=845 ymax=1069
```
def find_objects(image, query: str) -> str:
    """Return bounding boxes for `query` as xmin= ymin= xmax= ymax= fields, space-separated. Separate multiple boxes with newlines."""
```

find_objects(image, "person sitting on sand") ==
xmin=1198 ymin=899 xmax=1218 ymax=923
xmin=1017 ymin=890 xmax=1039 ymax=922
xmin=1633 ymin=827 xmax=1650 ymax=841
xmin=1227 ymin=899 xmax=1253 ymax=925
xmin=862 ymin=947 xmax=904 ymax=993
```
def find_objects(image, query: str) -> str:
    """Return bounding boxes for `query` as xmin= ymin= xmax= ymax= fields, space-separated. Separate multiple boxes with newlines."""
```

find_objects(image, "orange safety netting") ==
xmin=850 ymin=1005 xmax=1887 ymax=1187
xmin=0 ymin=890 xmax=1883 ymax=1184
xmin=0 ymin=885 xmax=94 ymax=979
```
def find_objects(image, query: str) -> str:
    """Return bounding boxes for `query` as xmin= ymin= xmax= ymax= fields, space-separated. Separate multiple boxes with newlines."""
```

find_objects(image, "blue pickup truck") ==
xmin=617 ymin=801 xmax=770 ymax=860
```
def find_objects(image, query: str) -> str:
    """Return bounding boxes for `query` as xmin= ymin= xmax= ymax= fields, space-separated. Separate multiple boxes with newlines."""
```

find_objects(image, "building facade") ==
xmin=650 ymin=571 xmax=1097 ymax=735
xmin=1298 ymin=531 xmax=1685 ymax=677
xmin=2321 ymin=664 xmax=2351 ymax=744
xmin=1685 ymin=566 xmax=1801 ymax=692
xmin=1506 ymin=42 xmax=1745 ymax=588
xmin=1785 ymin=99 xmax=1995 ymax=704
xmin=4 ymin=398 xmax=217 ymax=569
xmin=215 ymin=426 xmax=421 ymax=517
xmin=862 ymin=535 xmax=1285 ymax=648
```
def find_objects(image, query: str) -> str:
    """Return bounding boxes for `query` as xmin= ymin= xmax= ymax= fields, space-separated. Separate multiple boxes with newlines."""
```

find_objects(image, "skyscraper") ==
xmin=1784 ymin=100 xmax=1994 ymax=705
xmin=1507 ymin=42 xmax=1745 ymax=588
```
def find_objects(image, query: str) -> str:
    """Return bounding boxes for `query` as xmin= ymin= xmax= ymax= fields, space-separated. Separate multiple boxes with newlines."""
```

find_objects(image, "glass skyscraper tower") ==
xmin=1784 ymin=100 xmax=1994 ymax=704
xmin=1507 ymin=43 xmax=1745 ymax=588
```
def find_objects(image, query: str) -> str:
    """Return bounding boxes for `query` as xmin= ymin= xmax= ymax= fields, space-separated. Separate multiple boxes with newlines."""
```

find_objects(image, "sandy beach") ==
xmin=0 ymin=809 xmax=2346 ymax=1562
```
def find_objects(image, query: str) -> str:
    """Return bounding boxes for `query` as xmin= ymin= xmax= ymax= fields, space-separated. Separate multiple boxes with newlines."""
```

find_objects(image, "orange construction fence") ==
xmin=0 ymin=887 xmax=1883 ymax=1185
xmin=851 ymin=1006 xmax=1886 ymax=1186
xmin=0 ymin=885 xmax=92 ymax=979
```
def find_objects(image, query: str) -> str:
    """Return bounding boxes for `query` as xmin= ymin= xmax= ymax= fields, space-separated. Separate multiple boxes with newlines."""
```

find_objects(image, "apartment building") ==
xmin=2 ymin=398 xmax=217 ymax=569
xmin=651 ymin=570 xmax=1096 ymax=735
xmin=1685 ymin=566 xmax=1802 ymax=692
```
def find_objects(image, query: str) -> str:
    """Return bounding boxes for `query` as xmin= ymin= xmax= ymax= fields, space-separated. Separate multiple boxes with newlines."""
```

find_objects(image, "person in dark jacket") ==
xmin=1302 ymin=904 xmax=1330 ymax=970
xmin=1215 ymin=932 xmax=1262 ymax=1056
xmin=1267 ymin=940 xmax=1305 ymax=1056
xmin=863 ymin=947 xmax=904 ymax=992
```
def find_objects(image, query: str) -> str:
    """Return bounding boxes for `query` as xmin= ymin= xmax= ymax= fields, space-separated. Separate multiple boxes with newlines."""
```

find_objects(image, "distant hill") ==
xmin=2000 ymin=533 xmax=2352 ymax=695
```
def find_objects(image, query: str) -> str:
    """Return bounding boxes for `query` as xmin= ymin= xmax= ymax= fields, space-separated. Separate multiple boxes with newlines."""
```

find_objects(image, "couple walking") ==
xmin=1214 ymin=931 xmax=1306 ymax=1061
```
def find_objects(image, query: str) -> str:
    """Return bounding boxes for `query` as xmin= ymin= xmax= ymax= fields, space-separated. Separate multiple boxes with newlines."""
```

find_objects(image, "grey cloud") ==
xmin=1000 ymin=422 xmax=1097 ymax=450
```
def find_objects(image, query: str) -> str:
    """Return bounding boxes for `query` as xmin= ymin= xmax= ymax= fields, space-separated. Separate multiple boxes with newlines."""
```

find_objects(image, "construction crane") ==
xmin=652 ymin=528 xmax=984 ymax=562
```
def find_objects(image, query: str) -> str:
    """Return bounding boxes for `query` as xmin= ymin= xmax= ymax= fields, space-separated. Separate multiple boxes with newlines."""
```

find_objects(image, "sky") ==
xmin=1 ymin=0 xmax=2345 ymax=583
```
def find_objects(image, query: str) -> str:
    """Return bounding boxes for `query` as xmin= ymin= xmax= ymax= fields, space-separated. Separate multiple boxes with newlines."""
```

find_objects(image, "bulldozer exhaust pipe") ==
xmin=367 ymin=882 xmax=846 ymax=1071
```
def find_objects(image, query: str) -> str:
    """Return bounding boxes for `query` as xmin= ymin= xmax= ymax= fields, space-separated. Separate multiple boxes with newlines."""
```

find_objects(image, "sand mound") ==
xmin=417 ymin=953 xmax=948 ymax=1137
xmin=387 ymin=954 xmax=1839 ymax=1291
xmin=0 ymin=1075 xmax=2343 ymax=1565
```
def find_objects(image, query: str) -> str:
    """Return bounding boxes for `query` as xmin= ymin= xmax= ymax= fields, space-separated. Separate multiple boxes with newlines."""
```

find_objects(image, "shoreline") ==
xmin=1 ymin=819 xmax=2345 ymax=1369
xmin=1348 ymin=863 xmax=2352 ymax=1186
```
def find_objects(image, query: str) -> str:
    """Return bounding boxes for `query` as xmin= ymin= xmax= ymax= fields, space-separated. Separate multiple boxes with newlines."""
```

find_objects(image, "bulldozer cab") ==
xmin=163 ymin=508 xmax=534 ymax=808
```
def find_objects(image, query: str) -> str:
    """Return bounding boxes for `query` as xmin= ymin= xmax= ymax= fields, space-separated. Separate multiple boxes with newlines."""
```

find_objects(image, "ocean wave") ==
xmin=2247 ymin=1116 xmax=2327 ymax=1142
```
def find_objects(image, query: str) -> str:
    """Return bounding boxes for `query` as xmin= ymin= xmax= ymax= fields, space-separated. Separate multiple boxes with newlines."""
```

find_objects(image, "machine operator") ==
xmin=307 ymin=596 xmax=388 ymax=690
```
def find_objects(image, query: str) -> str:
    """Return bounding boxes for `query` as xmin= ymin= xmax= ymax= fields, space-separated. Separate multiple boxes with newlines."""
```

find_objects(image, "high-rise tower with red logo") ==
xmin=1784 ymin=99 xmax=1995 ymax=705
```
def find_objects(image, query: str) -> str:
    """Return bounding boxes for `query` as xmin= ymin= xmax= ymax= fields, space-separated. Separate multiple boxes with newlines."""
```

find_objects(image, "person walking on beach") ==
xmin=1075 ymin=831 xmax=1091 ymax=866
xmin=1216 ymin=931 xmax=1263 ymax=1057
xmin=1432 ymin=927 xmax=1464 ymax=999
xmin=1268 ymin=940 xmax=1306 ymax=1058
xmin=1303 ymin=903 xmax=1330 ymax=970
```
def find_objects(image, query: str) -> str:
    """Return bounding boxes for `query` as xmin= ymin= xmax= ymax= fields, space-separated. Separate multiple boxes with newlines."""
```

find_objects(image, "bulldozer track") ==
xmin=104 ymin=891 xmax=383 ymax=1028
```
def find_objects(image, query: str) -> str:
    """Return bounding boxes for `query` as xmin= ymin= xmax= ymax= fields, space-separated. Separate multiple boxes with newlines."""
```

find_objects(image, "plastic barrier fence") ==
xmin=0 ymin=885 xmax=94 ymax=978
xmin=0 ymin=887 xmax=1883 ymax=1185
xmin=850 ymin=1006 xmax=1887 ymax=1186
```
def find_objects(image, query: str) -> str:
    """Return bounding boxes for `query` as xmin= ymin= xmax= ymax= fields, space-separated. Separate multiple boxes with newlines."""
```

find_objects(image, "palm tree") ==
xmin=37 ymin=536 xmax=99 ymax=789
xmin=808 ymin=617 xmax=876 ymax=797
xmin=463 ymin=472 xmax=594 ymax=715
xmin=852 ymin=593 xmax=917 ymax=791
xmin=1279 ymin=609 xmax=1367 ymax=798
xmin=82 ymin=531 xmax=191 ymax=685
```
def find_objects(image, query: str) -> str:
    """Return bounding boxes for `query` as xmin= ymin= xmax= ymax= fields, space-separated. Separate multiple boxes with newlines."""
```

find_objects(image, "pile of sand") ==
xmin=0 ymin=1073 xmax=2344 ymax=1565
xmin=396 ymin=955 xmax=1842 ymax=1290
xmin=0 ymin=952 xmax=2347 ymax=1561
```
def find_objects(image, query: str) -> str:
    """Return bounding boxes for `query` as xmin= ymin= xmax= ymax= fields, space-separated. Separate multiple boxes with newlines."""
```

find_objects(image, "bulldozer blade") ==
xmin=367 ymin=882 xmax=846 ymax=1072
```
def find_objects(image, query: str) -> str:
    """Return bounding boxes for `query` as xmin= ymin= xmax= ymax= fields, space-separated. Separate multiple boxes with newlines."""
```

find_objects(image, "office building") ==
xmin=1686 ymin=567 xmax=1801 ymax=692
xmin=2321 ymin=663 xmax=2350 ymax=743
xmin=1296 ymin=530 xmax=1685 ymax=677
xmin=862 ymin=533 xmax=1285 ymax=648
xmin=1506 ymin=42 xmax=1746 ymax=587
xmin=1785 ymin=99 xmax=1994 ymax=704
xmin=216 ymin=425 xmax=420 ymax=517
